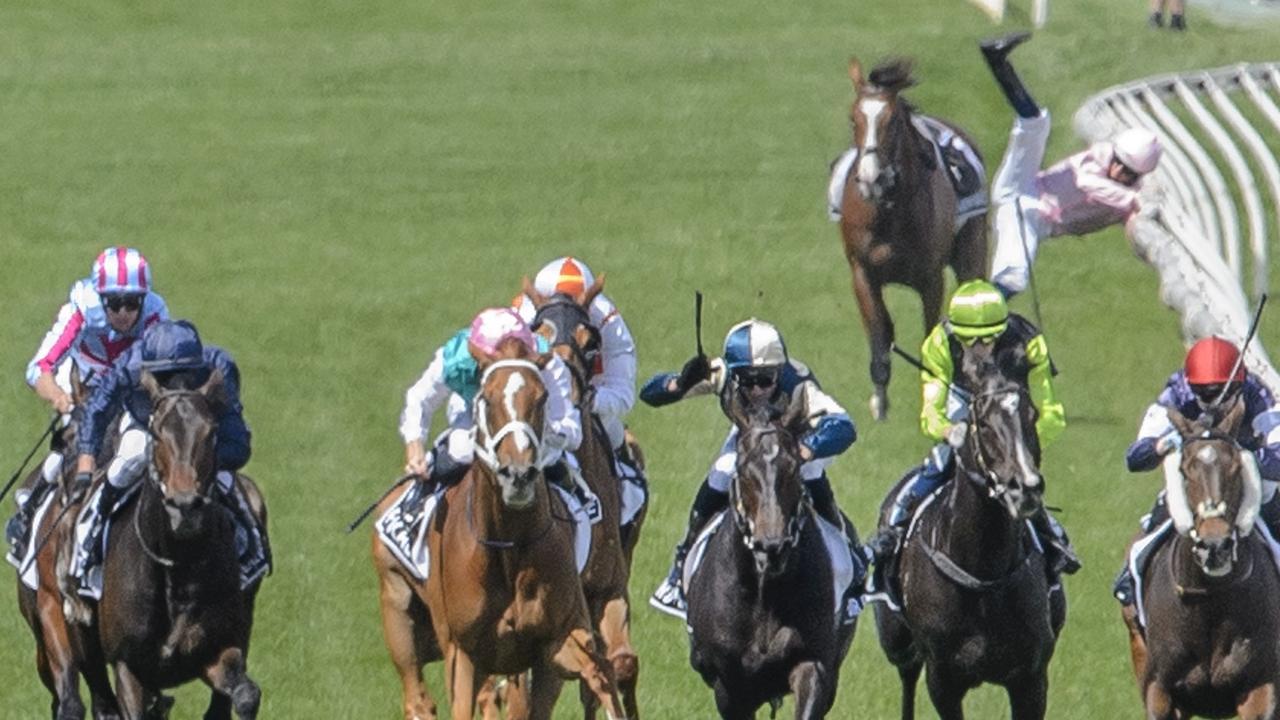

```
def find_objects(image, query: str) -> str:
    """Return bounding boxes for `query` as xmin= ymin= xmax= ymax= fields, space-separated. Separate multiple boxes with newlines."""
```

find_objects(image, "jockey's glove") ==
xmin=66 ymin=472 xmax=93 ymax=505
xmin=945 ymin=422 xmax=969 ymax=449
xmin=677 ymin=354 xmax=711 ymax=392
xmin=1154 ymin=432 xmax=1182 ymax=457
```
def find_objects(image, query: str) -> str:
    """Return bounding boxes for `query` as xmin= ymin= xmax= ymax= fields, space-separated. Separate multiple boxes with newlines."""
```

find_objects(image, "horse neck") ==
xmin=937 ymin=468 xmax=1024 ymax=574
xmin=1169 ymin=531 xmax=1257 ymax=593
xmin=469 ymin=463 xmax=552 ymax=556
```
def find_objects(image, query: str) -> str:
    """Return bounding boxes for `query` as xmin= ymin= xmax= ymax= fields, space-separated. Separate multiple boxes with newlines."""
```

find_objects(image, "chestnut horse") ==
xmin=95 ymin=369 xmax=267 ymax=719
xmin=525 ymin=275 xmax=641 ymax=719
xmin=1121 ymin=402 xmax=1280 ymax=719
xmin=839 ymin=57 xmax=987 ymax=420
xmin=372 ymin=338 xmax=625 ymax=720
xmin=873 ymin=340 xmax=1063 ymax=719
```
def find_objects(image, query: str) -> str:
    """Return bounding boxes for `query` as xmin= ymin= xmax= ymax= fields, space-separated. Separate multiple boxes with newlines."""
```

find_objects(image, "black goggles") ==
xmin=104 ymin=294 xmax=144 ymax=312
xmin=736 ymin=370 xmax=779 ymax=389
xmin=1192 ymin=382 xmax=1239 ymax=404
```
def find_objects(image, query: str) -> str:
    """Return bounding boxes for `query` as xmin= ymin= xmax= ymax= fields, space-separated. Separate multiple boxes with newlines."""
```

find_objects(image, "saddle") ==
xmin=910 ymin=115 xmax=988 ymax=224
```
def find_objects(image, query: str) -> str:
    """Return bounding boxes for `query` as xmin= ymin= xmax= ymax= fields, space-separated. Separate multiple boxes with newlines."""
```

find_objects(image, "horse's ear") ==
xmin=779 ymin=390 xmax=809 ymax=437
xmin=69 ymin=364 xmax=87 ymax=405
xmin=1167 ymin=406 xmax=1196 ymax=438
xmin=199 ymin=367 xmax=227 ymax=411
xmin=1218 ymin=394 xmax=1247 ymax=436
xmin=579 ymin=272 xmax=606 ymax=307
xmin=522 ymin=276 xmax=547 ymax=308
xmin=468 ymin=340 xmax=493 ymax=371
xmin=140 ymin=370 xmax=162 ymax=401
xmin=848 ymin=57 xmax=863 ymax=88
xmin=724 ymin=386 xmax=754 ymax=431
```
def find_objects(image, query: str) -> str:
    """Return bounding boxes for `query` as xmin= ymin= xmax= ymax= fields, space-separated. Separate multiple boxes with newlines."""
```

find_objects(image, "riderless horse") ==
xmin=526 ymin=275 xmax=642 ymax=719
xmin=686 ymin=391 xmax=856 ymax=719
xmin=96 ymin=369 xmax=268 ymax=719
xmin=873 ymin=340 xmax=1062 ymax=720
xmin=1121 ymin=402 xmax=1280 ymax=719
xmin=372 ymin=336 xmax=625 ymax=720
xmin=837 ymin=57 xmax=987 ymax=421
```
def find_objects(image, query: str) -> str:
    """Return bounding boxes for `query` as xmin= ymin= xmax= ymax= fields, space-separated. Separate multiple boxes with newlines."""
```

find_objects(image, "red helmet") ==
xmin=1185 ymin=337 xmax=1245 ymax=386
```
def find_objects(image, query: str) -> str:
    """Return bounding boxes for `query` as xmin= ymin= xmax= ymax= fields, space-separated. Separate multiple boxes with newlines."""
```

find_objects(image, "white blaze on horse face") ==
xmin=1004 ymin=394 xmax=1040 ymax=488
xmin=856 ymin=98 xmax=887 ymax=189
xmin=502 ymin=372 xmax=530 ymax=452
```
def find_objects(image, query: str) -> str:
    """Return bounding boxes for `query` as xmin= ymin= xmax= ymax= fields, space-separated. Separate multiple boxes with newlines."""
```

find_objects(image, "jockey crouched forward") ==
xmin=6 ymin=247 xmax=167 ymax=564
xmin=1114 ymin=337 xmax=1280 ymax=605
xmin=867 ymin=280 xmax=1080 ymax=582
xmin=73 ymin=320 xmax=266 ymax=586
xmin=642 ymin=318 xmax=858 ymax=618
xmin=399 ymin=308 xmax=586 ymax=516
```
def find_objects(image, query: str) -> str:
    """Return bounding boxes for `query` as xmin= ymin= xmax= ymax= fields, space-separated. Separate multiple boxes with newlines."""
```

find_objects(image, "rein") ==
xmin=133 ymin=484 xmax=176 ymax=568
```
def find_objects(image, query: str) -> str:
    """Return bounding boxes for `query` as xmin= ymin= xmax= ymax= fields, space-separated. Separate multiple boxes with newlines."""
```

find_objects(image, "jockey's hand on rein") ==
xmin=1155 ymin=432 xmax=1182 ymax=457
xmin=66 ymin=472 xmax=93 ymax=505
xmin=678 ymin=354 xmax=711 ymax=392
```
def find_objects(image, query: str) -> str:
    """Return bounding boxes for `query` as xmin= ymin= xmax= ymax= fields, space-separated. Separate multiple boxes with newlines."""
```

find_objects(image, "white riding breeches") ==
xmin=106 ymin=414 xmax=150 ymax=490
xmin=990 ymin=111 xmax=1053 ymax=296
xmin=705 ymin=427 xmax=835 ymax=493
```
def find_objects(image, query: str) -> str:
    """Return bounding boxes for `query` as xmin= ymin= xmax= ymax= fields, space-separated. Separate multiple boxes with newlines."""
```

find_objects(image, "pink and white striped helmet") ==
xmin=92 ymin=247 xmax=151 ymax=296
xmin=469 ymin=307 xmax=537 ymax=357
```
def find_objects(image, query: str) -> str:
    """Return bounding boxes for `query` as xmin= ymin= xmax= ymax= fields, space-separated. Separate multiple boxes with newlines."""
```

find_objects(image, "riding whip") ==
xmin=891 ymin=343 xmax=972 ymax=402
xmin=1212 ymin=292 xmax=1268 ymax=408
xmin=345 ymin=473 xmax=419 ymax=533
xmin=0 ymin=414 xmax=61 ymax=504
xmin=695 ymin=290 xmax=705 ymax=358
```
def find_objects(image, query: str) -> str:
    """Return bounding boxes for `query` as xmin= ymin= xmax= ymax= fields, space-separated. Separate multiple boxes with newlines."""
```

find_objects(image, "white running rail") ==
xmin=1074 ymin=63 xmax=1280 ymax=394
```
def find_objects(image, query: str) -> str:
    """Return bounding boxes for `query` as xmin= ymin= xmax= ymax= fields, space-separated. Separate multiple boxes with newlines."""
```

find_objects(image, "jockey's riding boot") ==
xmin=1169 ymin=13 xmax=1186 ymax=30
xmin=1031 ymin=509 xmax=1081 ymax=577
xmin=978 ymin=32 xmax=1040 ymax=119
xmin=5 ymin=476 xmax=54 ymax=561
xmin=650 ymin=484 xmax=728 ymax=618
xmin=1259 ymin=493 xmax=1280 ymax=539
xmin=1143 ymin=493 xmax=1171 ymax=533
xmin=215 ymin=478 xmax=260 ymax=565
xmin=431 ymin=450 xmax=470 ymax=491
xmin=866 ymin=460 xmax=949 ymax=563
xmin=1113 ymin=565 xmax=1137 ymax=606
xmin=81 ymin=483 xmax=124 ymax=571
xmin=1148 ymin=11 xmax=1164 ymax=27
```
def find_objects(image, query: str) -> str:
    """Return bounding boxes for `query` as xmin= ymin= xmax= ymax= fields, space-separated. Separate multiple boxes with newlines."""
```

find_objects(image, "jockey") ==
xmin=72 ymin=320 xmax=258 ymax=573
xmin=512 ymin=257 xmax=643 ymax=485
xmin=641 ymin=318 xmax=857 ymax=617
xmin=980 ymin=31 xmax=1162 ymax=298
xmin=1114 ymin=337 xmax=1280 ymax=604
xmin=6 ymin=247 xmax=167 ymax=563
xmin=867 ymin=280 xmax=1079 ymax=577
xmin=400 ymin=308 xmax=580 ymax=502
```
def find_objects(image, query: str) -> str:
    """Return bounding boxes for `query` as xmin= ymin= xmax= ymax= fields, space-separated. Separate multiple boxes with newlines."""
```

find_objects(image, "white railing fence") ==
xmin=1074 ymin=63 xmax=1280 ymax=394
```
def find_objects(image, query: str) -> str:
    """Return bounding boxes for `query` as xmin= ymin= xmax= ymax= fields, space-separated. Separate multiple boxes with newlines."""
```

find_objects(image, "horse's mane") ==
xmin=867 ymin=58 xmax=916 ymax=95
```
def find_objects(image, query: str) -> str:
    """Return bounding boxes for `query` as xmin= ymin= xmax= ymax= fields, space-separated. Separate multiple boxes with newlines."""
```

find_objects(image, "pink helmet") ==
xmin=92 ymin=247 xmax=151 ymax=296
xmin=1113 ymin=128 xmax=1162 ymax=175
xmin=533 ymin=257 xmax=595 ymax=297
xmin=469 ymin=307 xmax=536 ymax=357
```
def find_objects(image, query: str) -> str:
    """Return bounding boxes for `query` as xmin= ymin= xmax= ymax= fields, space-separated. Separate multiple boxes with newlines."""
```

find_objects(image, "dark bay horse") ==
xmin=16 ymin=368 xmax=120 ymax=720
xmin=873 ymin=341 xmax=1062 ymax=720
xmin=1122 ymin=402 xmax=1280 ymax=719
xmin=525 ymin=275 xmax=641 ymax=719
xmin=373 ymin=338 xmax=625 ymax=720
xmin=97 ymin=369 xmax=267 ymax=719
xmin=686 ymin=392 xmax=855 ymax=719
xmin=839 ymin=57 xmax=987 ymax=420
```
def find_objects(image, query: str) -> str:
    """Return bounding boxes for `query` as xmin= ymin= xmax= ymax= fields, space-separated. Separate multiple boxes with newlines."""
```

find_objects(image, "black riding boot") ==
xmin=216 ymin=479 xmax=261 ymax=566
xmin=650 ymin=483 xmax=727 ymax=616
xmin=979 ymin=32 xmax=1040 ymax=119
xmin=1169 ymin=13 xmax=1186 ymax=30
xmin=1115 ymin=494 xmax=1172 ymax=604
xmin=1031 ymin=508 xmax=1081 ymax=578
xmin=81 ymin=483 xmax=124 ymax=570
xmin=1260 ymin=493 xmax=1280 ymax=539
xmin=5 ymin=476 xmax=55 ymax=560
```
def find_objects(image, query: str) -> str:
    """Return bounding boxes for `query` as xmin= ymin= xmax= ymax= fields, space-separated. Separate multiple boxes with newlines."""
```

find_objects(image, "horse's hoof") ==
xmin=869 ymin=394 xmax=889 ymax=421
xmin=231 ymin=681 xmax=260 ymax=719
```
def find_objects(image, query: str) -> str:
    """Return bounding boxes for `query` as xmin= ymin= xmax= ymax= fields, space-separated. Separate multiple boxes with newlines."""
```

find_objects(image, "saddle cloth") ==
xmin=683 ymin=510 xmax=861 ymax=625
xmin=7 ymin=487 xmax=57 ymax=591
xmin=827 ymin=113 xmax=988 ymax=230
xmin=1126 ymin=519 xmax=1280 ymax=631
xmin=375 ymin=482 xmax=594 ymax=582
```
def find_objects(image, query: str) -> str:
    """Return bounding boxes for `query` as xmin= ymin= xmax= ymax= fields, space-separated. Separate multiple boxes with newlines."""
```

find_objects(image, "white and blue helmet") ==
xmin=723 ymin=319 xmax=787 ymax=372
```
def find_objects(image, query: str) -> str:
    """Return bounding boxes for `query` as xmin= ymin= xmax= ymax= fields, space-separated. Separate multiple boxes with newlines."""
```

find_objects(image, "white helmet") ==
xmin=533 ymin=257 xmax=595 ymax=297
xmin=1113 ymin=127 xmax=1162 ymax=175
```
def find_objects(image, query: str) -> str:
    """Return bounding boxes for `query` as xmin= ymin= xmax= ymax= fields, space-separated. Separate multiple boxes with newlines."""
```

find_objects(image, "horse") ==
xmin=685 ymin=391 xmax=856 ymax=719
xmin=525 ymin=275 xmax=641 ymax=719
xmin=838 ymin=57 xmax=987 ymax=420
xmin=873 ymin=339 xmax=1063 ymax=720
xmin=1121 ymin=401 xmax=1280 ymax=719
xmin=95 ymin=369 xmax=267 ymax=719
xmin=372 ymin=336 xmax=626 ymax=720
xmin=15 ymin=367 xmax=121 ymax=720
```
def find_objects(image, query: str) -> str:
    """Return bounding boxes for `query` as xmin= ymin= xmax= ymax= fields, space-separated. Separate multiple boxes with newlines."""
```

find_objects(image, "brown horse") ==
xmin=1121 ymin=402 xmax=1280 ymax=719
xmin=15 ymin=367 xmax=120 ymax=720
xmin=838 ymin=57 xmax=987 ymax=420
xmin=525 ymin=275 xmax=642 ymax=719
xmin=372 ymin=337 xmax=625 ymax=720
xmin=95 ymin=369 xmax=267 ymax=719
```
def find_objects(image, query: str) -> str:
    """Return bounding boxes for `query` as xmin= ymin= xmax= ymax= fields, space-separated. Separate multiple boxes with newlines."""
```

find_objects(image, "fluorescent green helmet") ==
xmin=947 ymin=280 xmax=1008 ymax=340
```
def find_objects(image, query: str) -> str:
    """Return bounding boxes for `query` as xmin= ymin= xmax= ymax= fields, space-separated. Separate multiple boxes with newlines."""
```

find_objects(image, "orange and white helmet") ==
xmin=533 ymin=257 xmax=595 ymax=297
xmin=469 ymin=307 xmax=537 ymax=357
xmin=92 ymin=246 xmax=151 ymax=296
xmin=1113 ymin=128 xmax=1162 ymax=175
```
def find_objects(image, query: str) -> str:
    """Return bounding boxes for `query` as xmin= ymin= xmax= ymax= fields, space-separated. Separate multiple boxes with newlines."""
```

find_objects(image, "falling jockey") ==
xmin=1114 ymin=336 xmax=1280 ymax=605
xmin=6 ymin=247 xmax=168 ymax=565
xmin=72 ymin=319 xmax=265 ymax=583
xmin=642 ymin=318 xmax=858 ymax=618
xmin=867 ymin=280 xmax=1080 ymax=580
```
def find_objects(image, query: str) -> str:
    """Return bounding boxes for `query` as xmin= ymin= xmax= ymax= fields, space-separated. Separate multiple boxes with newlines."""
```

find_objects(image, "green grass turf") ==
xmin=1 ymin=0 xmax=1279 ymax=717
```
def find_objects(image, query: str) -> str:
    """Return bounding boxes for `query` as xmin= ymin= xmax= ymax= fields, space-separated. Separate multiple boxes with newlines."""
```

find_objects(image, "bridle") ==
xmin=730 ymin=426 xmax=810 ymax=561
xmin=961 ymin=386 xmax=1038 ymax=502
xmin=852 ymin=88 xmax=901 ymax=204
xmin=531 ymin=294 xmax=601 ymax=396
xmin=137 ymin=389 xmax=219 ymax=568
xmin=471 ymin=359 xmax=546 ymax=471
